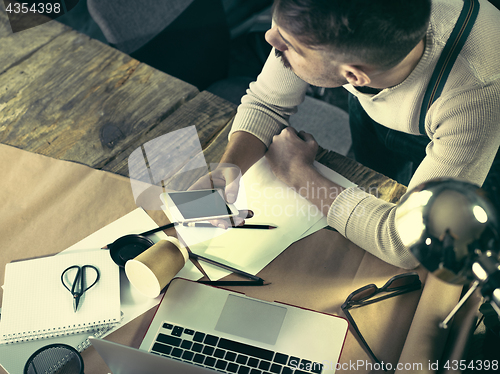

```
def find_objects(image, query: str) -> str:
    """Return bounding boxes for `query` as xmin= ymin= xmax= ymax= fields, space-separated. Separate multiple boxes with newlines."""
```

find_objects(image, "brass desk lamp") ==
xmin=395 ymin=178 xmax=500 ymax=326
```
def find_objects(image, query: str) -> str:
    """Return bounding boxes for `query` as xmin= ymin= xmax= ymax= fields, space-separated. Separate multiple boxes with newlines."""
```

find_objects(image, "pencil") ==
xmin=139 ymin=222 xmax=178 ymax=236
xmin=183 ymin=222 xmax=277 ymax=229
xmin=102 ymin=222 xmax=178 ymax=249
xmin=198 ymin=280 xmax=269 ymax=286
xmin=189 ymin=252 xmax=265 ymax=283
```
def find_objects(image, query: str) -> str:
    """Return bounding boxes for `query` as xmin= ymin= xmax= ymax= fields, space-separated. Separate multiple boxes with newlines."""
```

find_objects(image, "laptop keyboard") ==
xmin=149 ymin=322 xmax=323 ymax=374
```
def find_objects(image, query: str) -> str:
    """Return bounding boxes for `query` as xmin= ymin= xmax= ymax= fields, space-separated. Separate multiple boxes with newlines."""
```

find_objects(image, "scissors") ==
xmin=61 ymin=265 xmax=100 ymax=312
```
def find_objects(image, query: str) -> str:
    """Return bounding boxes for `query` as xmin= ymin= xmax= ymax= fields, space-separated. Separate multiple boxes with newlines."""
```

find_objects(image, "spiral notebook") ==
xmin=0 ymin=249 xmax=120 ymax=344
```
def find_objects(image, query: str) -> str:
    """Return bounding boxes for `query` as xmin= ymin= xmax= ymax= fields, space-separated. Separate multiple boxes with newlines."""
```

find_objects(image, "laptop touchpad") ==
xmin=215 ymin=295 xmax=287 ymax=345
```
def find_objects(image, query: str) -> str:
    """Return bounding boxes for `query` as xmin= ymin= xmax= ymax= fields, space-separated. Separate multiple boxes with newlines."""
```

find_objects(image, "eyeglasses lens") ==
xmin=385 ymin=274 xmax=418 ymax=290
xmin=351 ymin=285 xmax=378 ymax=302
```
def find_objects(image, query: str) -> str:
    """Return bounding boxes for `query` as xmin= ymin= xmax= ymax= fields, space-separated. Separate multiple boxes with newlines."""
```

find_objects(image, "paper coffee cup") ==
xmin=125 ymin=236 xmax=189 ymax=298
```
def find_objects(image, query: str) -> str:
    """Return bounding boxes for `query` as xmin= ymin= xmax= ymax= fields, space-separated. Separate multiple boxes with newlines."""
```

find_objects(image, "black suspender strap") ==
xmin=418 ymin=0 xmax=480 ymax=135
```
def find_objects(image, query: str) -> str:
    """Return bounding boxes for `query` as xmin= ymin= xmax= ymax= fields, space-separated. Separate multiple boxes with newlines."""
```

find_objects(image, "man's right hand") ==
xmin=188 ymin=163 xmax=250 ymax=228
xmin=189 ymin=163 xmax=242 ymax=204
xmin=188 ymin=131 xmax=268 ymax=228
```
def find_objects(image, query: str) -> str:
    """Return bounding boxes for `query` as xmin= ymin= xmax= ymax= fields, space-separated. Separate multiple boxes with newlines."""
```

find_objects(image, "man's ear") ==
xmin=342 ymin=65 xmax=371 ymax=87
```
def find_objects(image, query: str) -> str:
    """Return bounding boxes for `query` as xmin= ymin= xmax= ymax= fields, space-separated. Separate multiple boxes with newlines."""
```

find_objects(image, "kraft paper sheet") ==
xmin=0 ymin=144 xmax=471 ymax=374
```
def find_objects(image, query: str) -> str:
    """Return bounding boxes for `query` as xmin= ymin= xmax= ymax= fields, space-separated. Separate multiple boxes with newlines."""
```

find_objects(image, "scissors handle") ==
xmin=79 ymin=265 xmax=100 ymax=292
xmin=61 ymin=265 xmax=100 ymax=312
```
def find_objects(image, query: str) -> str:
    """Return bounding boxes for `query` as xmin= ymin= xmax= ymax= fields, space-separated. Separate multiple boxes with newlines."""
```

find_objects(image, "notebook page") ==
xmin=163 ymin=158 xmax=357 ymax=280
xmin=0 ymin=249 xmax=120 ymax=343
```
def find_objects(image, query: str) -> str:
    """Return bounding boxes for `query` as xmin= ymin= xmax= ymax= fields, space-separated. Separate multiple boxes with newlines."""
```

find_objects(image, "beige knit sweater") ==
xmin=229 ymin=0 xmax=500 ymax=268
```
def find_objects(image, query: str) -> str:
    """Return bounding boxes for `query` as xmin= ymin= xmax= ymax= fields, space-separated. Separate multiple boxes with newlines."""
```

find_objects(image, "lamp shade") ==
xmin=395 ymin=178 xmax=499 ymax=284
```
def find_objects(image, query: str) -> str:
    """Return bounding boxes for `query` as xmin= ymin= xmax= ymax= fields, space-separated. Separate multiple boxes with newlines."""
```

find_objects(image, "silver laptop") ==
xmin=91 ymin=278 xmax=348 ymax=373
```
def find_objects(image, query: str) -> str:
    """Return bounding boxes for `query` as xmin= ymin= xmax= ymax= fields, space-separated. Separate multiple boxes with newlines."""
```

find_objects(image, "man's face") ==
xmin=265 ymin=25 xmax=349 ymax=88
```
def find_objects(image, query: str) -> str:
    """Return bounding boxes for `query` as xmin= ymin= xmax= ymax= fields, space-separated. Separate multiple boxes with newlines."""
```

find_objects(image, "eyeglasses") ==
xmin=341 ymin=272 xmax=422 ymax=366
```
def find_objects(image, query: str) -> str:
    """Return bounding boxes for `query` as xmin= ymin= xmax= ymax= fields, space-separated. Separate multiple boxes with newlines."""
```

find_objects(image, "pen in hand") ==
xmin=182 ymin=222 xmax=277 ymax=229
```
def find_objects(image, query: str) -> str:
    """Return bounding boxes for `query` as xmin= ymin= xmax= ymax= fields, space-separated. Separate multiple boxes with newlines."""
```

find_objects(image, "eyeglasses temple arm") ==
xmin=341 ymin=307 xmax=386 ymax=369
xmin=347 ymin=283 xmax=422 ymax=308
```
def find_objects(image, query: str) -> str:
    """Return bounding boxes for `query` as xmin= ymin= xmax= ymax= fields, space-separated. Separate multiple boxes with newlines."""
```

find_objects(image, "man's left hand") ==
xmin=265 ymin=127 xmax=318 ymax=188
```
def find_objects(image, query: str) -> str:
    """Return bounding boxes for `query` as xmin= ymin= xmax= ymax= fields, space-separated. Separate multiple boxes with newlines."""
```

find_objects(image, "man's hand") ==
xmin=187 ymin=131 xmax=267 ymax=228
xmin=188 ymin=164 xmax=250 ymax=228
xmin=266 ymin=126 xmax=344 ymax=216
xmin=189 ymin=163 xmax=242 ymax=203
xmin=265 ymin=127 xmax=318 ymax=187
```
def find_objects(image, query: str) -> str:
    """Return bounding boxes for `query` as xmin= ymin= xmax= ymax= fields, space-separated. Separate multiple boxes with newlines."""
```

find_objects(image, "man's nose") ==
xmin=265 ymin=27 xmax=287 ymax=52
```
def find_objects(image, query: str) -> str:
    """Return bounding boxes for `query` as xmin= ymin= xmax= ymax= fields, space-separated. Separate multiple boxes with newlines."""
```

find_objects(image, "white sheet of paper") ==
xmin=165 ymin=158 xmax=356 ymax=280
xmin=313 ymin=160 xmax=357 ymax=189
xmin=61 ymin=208 xmax=203 ymax=335
xmin=0 ymin=249 xmax=121 ymax=343
xmin=0 ymin=208 xmax=204 ymax=374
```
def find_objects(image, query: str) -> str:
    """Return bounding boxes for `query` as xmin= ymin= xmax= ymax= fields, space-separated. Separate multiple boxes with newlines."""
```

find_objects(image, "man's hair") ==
xmin=273 ymin=0 xmax=432 ymax=69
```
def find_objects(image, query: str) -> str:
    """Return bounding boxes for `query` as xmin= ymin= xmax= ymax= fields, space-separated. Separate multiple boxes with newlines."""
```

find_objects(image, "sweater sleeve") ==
xmin=328 ymin=80 xmax=500 ymax=270
xmin=411 ymin=81 xmax=500 ymax=190
xmin=228 ymin=14 xmax=500 ymax=270
xmin=327 ymin=187 xmax=420 ymax=269
xmin=229 ymin=48 xmax=309 ymax=147
xmin=229 ymin=49 xmax=421 ymax=269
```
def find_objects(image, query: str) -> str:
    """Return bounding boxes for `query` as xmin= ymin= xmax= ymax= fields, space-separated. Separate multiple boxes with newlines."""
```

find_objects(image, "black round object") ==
xmin=24 ymin=343 xmax=84 ymax=374
xmin=108 ymin=234 xmax=154 ymax=267
xmin=395 ymin=178 xmax=499 ymax=284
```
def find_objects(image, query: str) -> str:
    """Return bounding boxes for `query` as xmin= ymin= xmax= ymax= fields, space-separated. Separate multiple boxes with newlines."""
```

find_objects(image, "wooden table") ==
xmin=0 ymin=4 xmax=404 ymax=202
xmin=1 ymin=6 xmax=474 ymax=374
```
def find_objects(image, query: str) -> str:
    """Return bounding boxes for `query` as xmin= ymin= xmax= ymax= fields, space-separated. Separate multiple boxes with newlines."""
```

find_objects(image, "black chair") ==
xmin=88 ymin=0 xmax=230 ymax=90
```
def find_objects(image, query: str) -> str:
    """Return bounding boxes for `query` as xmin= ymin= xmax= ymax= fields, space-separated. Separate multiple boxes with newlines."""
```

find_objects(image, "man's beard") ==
xmin=275 ymin=49 xmax=292 ymax=70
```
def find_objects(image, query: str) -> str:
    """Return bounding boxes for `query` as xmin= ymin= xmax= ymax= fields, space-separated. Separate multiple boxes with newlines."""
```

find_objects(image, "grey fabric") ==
xmin=57 ymin=0 xmax=108 ymax=44
xmin=290 ymin=96 xmax=351 ymax=156
xmin=208 ymin=79 xmax=351 ymax=156
xmin=87 ymin=0 xmax=194 ymax=54
xmin=221 ymin=0 xmax=272 ymax=38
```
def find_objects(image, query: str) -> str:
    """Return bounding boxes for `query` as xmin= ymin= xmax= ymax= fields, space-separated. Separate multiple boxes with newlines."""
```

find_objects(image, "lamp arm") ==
xmin=474 ymin=253 xmax=500 ymax=317
xmin=439 ymin=281 xmax=480 ymax=329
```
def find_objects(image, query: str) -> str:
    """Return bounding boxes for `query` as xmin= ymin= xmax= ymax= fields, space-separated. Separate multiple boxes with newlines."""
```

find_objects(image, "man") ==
xmin=192 ymin=0 xmax=500 ymax=269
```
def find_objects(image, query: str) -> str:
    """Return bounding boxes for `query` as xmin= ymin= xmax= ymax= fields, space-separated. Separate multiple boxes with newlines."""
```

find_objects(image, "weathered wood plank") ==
xmin=0 ymin=20 xmax=68 ymax=73
xmin=0 ymin=0 xmax=68 ymax=39
xmin=0 ymin=28 xmax=199 ymax=168
xmin=198 ymin=117 xmax=234 ymax=165
xmin=0 ymin=3 xmax=12 ymax=36
xmin=108 ymin=91 xmax=237 ymax=194
xmin=164 ymin=115 xmax=236 ymax=191
xmin=155 ymin=116 xmax=407 ymax=203
xmin=2 ymin=0 xmax=57 ymax=34
xmin=159 ymin=122 xmax=235 ymax=192
xmin=317 ymin=149 xmax=407 ymax=203
xmin=197 ymin=131 xmax=407 ymax=204
xmin=0 ymin=2 xmax=66 ymax=45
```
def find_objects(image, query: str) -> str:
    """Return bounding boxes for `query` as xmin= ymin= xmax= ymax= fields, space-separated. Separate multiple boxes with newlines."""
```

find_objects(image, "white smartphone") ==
xmin=162 ymin=189 xmax=239 ymax=222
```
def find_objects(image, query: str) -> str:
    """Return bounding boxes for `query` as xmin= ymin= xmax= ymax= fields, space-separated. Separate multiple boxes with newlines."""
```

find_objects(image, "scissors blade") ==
xmin=73 ymin=294 xmax=81 ymax=312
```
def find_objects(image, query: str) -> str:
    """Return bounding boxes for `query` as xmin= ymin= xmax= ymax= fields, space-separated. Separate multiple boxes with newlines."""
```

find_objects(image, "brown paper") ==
xmin=0 ymin=144 xmax=170 ymax=374
xmin=0 ymin=145 xmax=471 ymax=374
xmin=239 ymin=229 xmax=430 ymax=373
xmin=125 ymin=237 xmax=188 ymax=298
xmin=396 ymin=276 xmax=462 ymax=373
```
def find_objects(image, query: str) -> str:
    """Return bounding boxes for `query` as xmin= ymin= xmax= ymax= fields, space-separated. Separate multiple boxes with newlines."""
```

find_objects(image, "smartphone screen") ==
xmin=168 ymin=190 xmax=233 ymax=219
